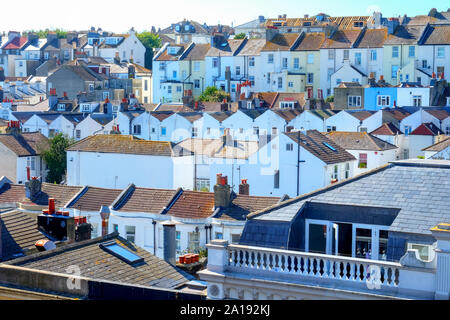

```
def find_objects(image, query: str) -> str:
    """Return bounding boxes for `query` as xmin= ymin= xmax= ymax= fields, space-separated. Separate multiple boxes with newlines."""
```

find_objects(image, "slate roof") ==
xmin=236 ymin=39 xmax=266 ymax=56
xmin=422 ymin=25 xmax=450 ymax=45
xmin=355 ymin=28 xmax=387 ymax=48
xmin=294 ymin=33 xmax=326 ymax=51
xmin=326 ymin=131 xmax=398 ymax=151
xmin=0 ymin=132 xmax=49 ymax=157
xmin=371 ymin=123 xmax=403 ymax=136
xmin=207 ymin=111 xmax=234 ymax=122
xmin=150 ymin=111 xmax=175 ymax=121
xmin=67 ymin=135 xmax=183 ymax=157
xmin=347 ymin=110 xmax=376 ymax=121
xmin=321 ymin=29 xmax=362 ymax=49
xmin=215 ymin=195 xmax=281 ymax=221
xmin=0 ymin=210 xmax=50 ymax=261
xmin=285 ymin=130 xmax=356 ymax=165
xmin=176 ymin=138 xmax=260 ymax=159
xmin=155 ymin=44 xmax=187 ymax=61
xmin=182 ymin=43 xmax=211 ymax=60
xmin=309 ymin=109 xmax=338 ymax=120
xmin=382 ymin=108 xmax=411 ymax=122
xmin=8 ymin=233 xmax=194 ymax=290
xmin=425 ymin=109 xmax=450 ymax=121
xmin=262 ymin=33 xmax=300 ymax=51
xmin=384 ymin=25 xmax=426 ymax=45
xmin=423 ymin=137 xmax=450 ymax=152
xmin=247 ymin=160 xmax=450 ymax=236
xmin=66 ymin=186 xmax=122 ymax=212
xmin=272 ymin=109 xmax=302 ymax=121
xmin=206 ymin=39 xmax=245 ymax=57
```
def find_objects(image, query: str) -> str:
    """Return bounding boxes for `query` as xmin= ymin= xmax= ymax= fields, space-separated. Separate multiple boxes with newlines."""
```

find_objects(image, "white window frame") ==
xmin=377 ymin=95 xmax=390 ymax=107
xmin=268 ymin=54 xmax=274 ymax=64
xmin=412 ymin=95 xmax=422 ymax=107
xmin=307 ymin=54 xmax=314 ymax=64
xmin=348 ymin=96 xmax=361 ymax=107
xmin=437 ymin=47 xmax=445 ymax=59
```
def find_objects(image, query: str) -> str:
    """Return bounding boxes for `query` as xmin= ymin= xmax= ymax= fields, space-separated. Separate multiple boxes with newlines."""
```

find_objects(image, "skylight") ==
xmin=323 ymin=142 xmax=337 ymax=151
xmin=100 ymin=242 xmax=144 ymax=265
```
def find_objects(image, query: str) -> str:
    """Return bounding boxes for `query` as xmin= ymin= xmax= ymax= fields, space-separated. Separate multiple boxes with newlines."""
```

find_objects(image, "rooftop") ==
xmin=0 ymin=132 xmax=49 ymax=157
xmin=326 ymin=131 xmax=398 ymax=151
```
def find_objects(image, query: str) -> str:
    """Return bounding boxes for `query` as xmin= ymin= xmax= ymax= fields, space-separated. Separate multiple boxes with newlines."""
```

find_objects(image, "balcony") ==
xmin=199 ymin=230 xmax=450 ymax=300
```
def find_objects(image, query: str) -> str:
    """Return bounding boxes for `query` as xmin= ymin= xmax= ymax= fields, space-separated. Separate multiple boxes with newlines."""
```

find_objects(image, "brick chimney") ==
xmin=239 ymin=179 xmax=249 ymax=195
xmin=214 ymin=174 xmax=231 ymax=209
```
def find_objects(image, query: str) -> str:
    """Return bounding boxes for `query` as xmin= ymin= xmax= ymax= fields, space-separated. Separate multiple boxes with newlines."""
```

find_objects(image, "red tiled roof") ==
xmin=166 ymin=190 xmax=215 ymax=219
xmin=370 ymin=123 xmax=403 ymax=136
xmin=3 ymin=37 xmax=28 ymax=50
xmin=410 ymin=123 xmax=443 ymax=136
xmin=115 ymin=187 xmax=177 ymax=213
xmin=67 ymin=186 xmax=122 ymax=212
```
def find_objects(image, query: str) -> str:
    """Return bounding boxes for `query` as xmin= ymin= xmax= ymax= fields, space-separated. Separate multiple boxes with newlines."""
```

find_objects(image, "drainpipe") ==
xmin=152 ymin=219 xmax=157 ymax=255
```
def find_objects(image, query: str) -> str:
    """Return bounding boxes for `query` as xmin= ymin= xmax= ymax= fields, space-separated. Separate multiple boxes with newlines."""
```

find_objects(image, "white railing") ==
xmin=226 ymin=244 xmax=401 ymax=288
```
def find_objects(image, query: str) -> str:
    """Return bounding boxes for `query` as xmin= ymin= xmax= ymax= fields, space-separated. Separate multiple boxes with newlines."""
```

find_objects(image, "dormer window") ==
xmin=168 ymin=47 xmax=178 ymax=55
xmin=185 ymin=25 xmax=190 ymax=31
xmin=175 ymin=25 xmax=181 ymax=32
xmin=57 ymin=103 xmax=65 ymax=111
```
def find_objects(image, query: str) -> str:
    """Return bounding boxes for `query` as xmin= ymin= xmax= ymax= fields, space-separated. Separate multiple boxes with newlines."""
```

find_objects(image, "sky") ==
xmin=3 ymin=0 xmax=449 ymax=33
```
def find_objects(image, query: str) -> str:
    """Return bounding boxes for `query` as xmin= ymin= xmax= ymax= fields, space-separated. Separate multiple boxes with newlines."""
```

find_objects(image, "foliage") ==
xmin=198 ymin=86 xmax=230 ymax=102
xmin=200 ymin=187 xmax=210 ymax=192
xmin=417 ymin=156 xmax=425 ymax=159
xmin=136 ymin=31 xmax=162 ymax=70
xmin=40 ymin=133 xmax=74 ymax=184
xmin=325 ymin=95 xmax=334 ymax=103
xmin=23 ymin=28 xmax=67 ymax=39
xmin=234 ymin=33 xmax=246 ymax=39
xmin=199 ymin=247 xmax=208 ymax=258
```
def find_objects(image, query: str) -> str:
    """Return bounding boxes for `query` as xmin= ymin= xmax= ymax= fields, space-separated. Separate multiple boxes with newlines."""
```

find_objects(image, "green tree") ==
xmin=40 ymin=133 xmax=74 ymax=184
xmin=198 ymin=86 xmax=231 ymax=102
xmin=234 ymin=33 xmax=246 ymax=39
xmin=23 ymin=28 xmax=67 ymax=39
xmin=136 ymin=32 xmax=162 ymax=70
xmin=325 ymin=95 xmax=334 ymax=103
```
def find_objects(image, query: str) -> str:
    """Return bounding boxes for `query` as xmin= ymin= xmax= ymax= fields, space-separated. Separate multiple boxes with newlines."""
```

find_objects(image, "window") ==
xmin=212 ymin=58 xmax=219 ymax=68
xmin=437 ymin=66 xmax=445 ymax=77
xmin=307 ymin=73 xmax=314 ymax=84
xmin=161 ymin=127 xmax=167 ymax=136
xmin=89 ymin=83 xmax=94 ymax=92
xmin=91 ymin=223 xmax=98 ymax=238
xmin=267 ymin=72 xmax=271 ymax=84
xmin=236 ymin=66 xmax=240 ymax=75
xmin=231 ymin=234 xmax=241 ymax=244
xmin=447 ymin=98 xmax=450 ymax=107
xmin=125 ymin=225 xmax=136 ymax=243
xmin=194 ymin=61 xmax=200 ymax=72
xmin=176 ymin=86 xmax=182 ymax=92
xmin=188 ymin=232 xmax=200 ymax=252
xmin=274 ymin=170 xmax=280 ymax=189
xmin=249 ymin=57 xmax=255 ymax=67
xmin=249 ymin=76 xmax=255 ymax=86
xmin=336 ymin=78 xmax=342 ymax=86
xmin=370 ymin=50 xmax=377 ymax=61
xmin=405 ymin=74 xmax=409 ymax=82
xmin=172 ymin=71 xmax=177 ymax=79
xmin=195 ymin=178 xmax=210 ymax=191
xmin=288 ymin=81 xmax=294 ymax=88
xmin=422 ymin=60 xmax=427 ymax=68
xmin=100 ymin=242 xmax=143 ymax=265
xmin=331 ymin=165 xmax=338 ymax=180
xmin=133 ymin=124 xmax=141 ymax=135
xmin=280 ymin=101 xmax=295 ymax=109
xmin=307 ymin=54 xmax=314 ymax=64
xmin=277 ymin=77 xmax=282 ymax=89
xmin=391 ymin=65 xmax=399 ymax=79
xmin=327 ymin=68 xmax=334 ymax=82
xmin=392 ymin=46 xmax=399 ymax=58
xmin=27 ymin=157 xmax=36 ymax=171
xmin=412 ymin=95 xmax=422 ymax=107
xmin=192 ymin=127 xmax=198 ymax=137
xmin=176 ymin=231 xmax=181 ymax=252
xmin=286 ymin=143 xmax=293 ymax=151
xmin=377 ymin=95 xmax=390 ymax=107
xmin=293 ymin=57 xmax=299 ymax=69
xmin=328 ymin=50 xmax=334 ymax=60
xmin=159 ymin=62 xmax=166 ymax=71
xmin=327 ymin=126 xmax=336 ymax=132
xmin=343 ymin=50 xmax=349 ymax=60
xmin=345 ymin=163 xmax=350 ymax=179
xmin=437 ymin=47 xmax=445 ymax=58
xmin=194 ymin=79 xmax=200 ymax=89
xmin=408 ymin=243 xmax=434 ymax=262
xmin=271 ymin=127 xmax=278 ymax=135
xmin=354 ymin=52 xmax=361 ymax=65
xmin=348 ymin=96 xmax=361 ymax=107
xmin=404 ymin=125 xmax=412 ymax=136
xmin=167 ymin=86 xmax=172 ymax=94
xmin=408 ymin=46 xmax=415 ymax=57
xmin=57 ymin=104 xmax=66 ymax=111
xmin=282 ymin=57 xmax=288 ymax=69
xmin=215 ymin=232 xmax=223 ymax=240
xmin=268 ymin=54 xmax=274 ymax=64
xmin=358 ymin=153 xmax=367 ymax=169
xmin=76 ymin=130 xmax=81 ymax=139
xmin=253 ymin=126 xmax=259 ymax=135
xmin=102 ymin=92 xmax=109 ymax=100
xmin=113 ymin=224 xmax=119 ymax=233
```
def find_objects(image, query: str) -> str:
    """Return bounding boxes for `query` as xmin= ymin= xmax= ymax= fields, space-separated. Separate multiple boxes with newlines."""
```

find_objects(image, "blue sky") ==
xmin=3 ymin=0 xmax=448 ymax=33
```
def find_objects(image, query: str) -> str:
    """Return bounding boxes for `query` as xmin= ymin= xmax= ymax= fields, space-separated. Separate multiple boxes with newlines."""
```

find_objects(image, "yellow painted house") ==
xmin=179 ymin=43 xmax=210 ymax=100
xmin=382 ymin=25 xmax=427 ymax=86
xmin=289 ymin=32 xmax=325 ymax=97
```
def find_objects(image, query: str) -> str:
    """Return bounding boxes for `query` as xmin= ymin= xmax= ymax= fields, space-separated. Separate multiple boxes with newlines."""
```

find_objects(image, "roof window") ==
xmin=100 ymin=241 xmax=144 ymax=265
xmin=323 ymin=142 xmax=337 ymax=151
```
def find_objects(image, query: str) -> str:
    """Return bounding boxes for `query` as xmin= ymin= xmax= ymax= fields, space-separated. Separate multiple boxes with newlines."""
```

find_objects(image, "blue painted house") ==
xmin=364 ymin=79 xmax=398 ymax=111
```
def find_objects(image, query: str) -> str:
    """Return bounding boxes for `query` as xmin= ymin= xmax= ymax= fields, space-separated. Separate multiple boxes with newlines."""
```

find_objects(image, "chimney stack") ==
xmin=239 ymin=179 xmax=249 ymax=195
xmin=25 ymin=178 xmax=42 ymax=201
xmin=99 ymin=205 xmax=110 ymax=236
xmin=214 ymin=174 xmax=231 ymax=209
xmin=162 ymin=222 xmax=176 ymax=265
